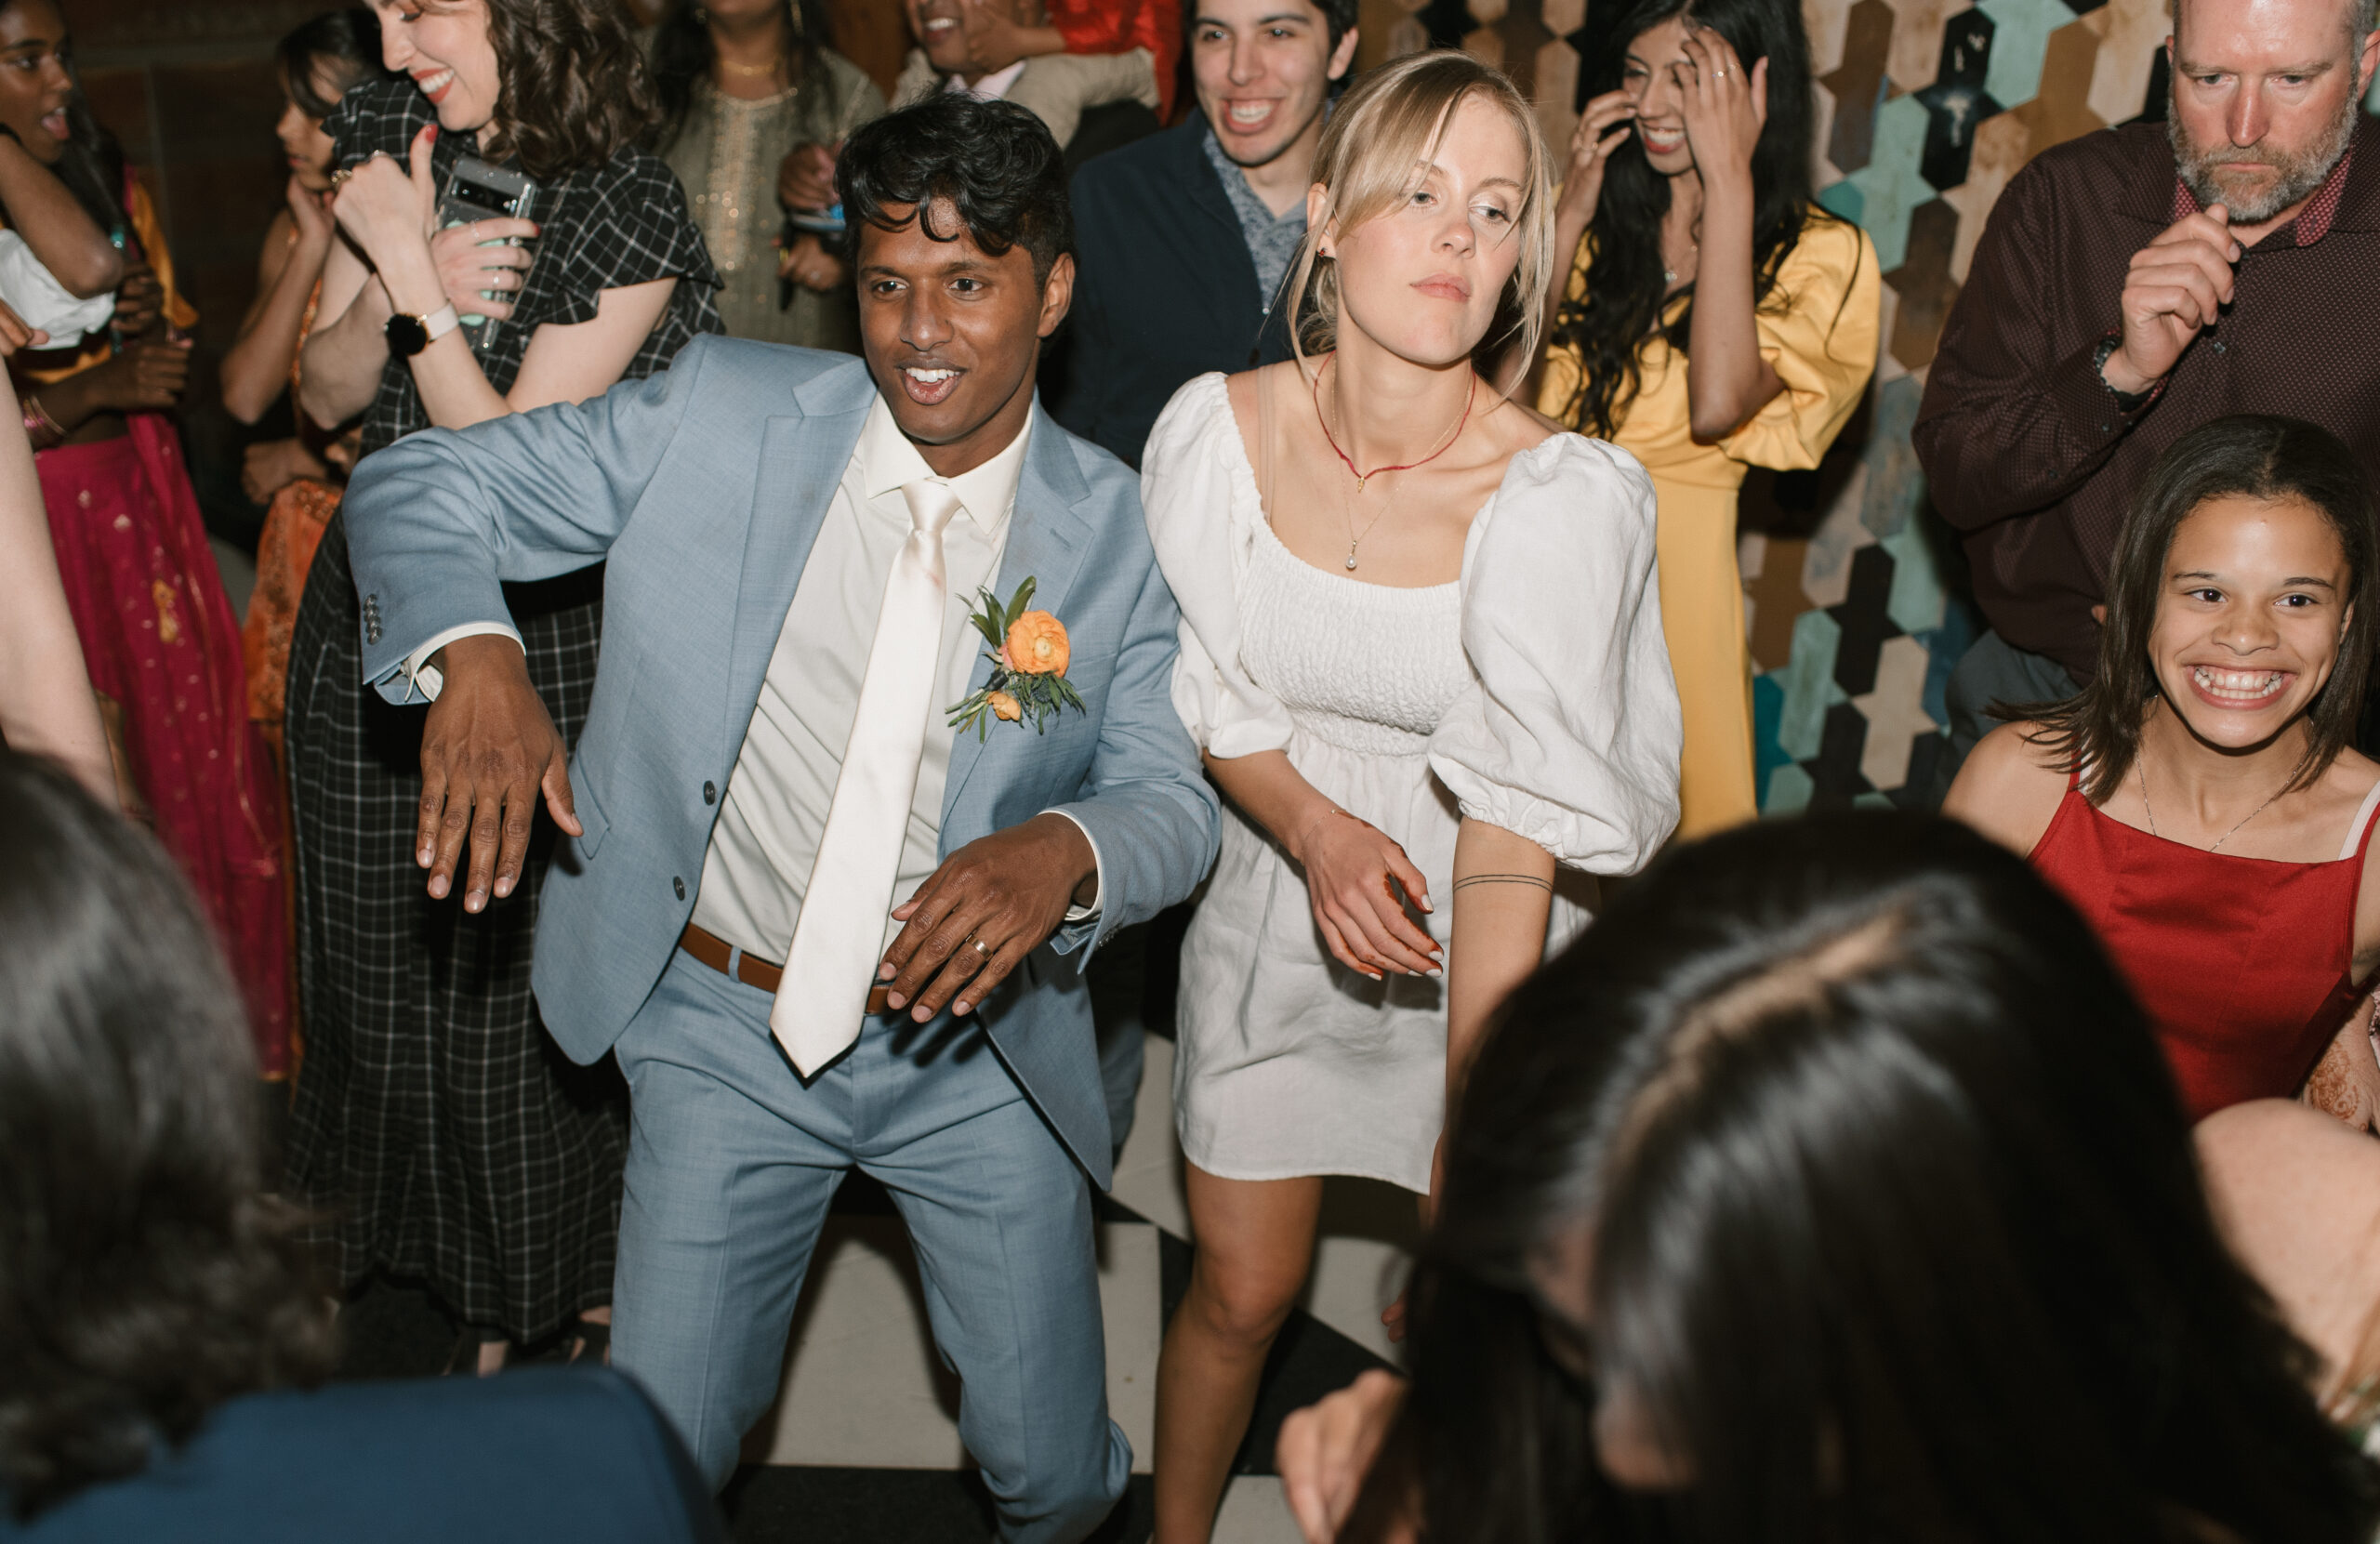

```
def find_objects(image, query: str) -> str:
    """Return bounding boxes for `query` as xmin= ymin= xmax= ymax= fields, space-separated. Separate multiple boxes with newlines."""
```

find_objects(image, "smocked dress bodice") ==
xmin=1140 ymin=371 xmax=1682 ymax=1191
xmin=1237 ymin=518 xmax=1467 ymax=758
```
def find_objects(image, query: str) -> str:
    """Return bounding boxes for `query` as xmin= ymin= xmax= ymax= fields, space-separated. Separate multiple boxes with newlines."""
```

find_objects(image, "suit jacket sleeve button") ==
xmin=673 ymin=877 xmax=686 ymax=900
xmin=703 ymin=782 xmax=717 ymax=805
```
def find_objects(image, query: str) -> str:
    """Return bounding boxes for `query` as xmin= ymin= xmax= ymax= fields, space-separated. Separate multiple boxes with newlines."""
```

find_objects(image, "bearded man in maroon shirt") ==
xmin=1915 ymin=0 xmax=2380 ymax=792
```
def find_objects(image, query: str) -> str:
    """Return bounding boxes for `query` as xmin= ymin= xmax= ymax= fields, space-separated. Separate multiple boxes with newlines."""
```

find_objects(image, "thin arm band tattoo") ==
xmin=1453 ymin=873 xmax=1554 ymax=894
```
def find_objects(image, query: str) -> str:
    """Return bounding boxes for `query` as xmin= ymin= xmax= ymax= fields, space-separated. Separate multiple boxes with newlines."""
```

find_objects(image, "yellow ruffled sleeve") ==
xmin=1717 ymin=216 xmax=1879 ymax=471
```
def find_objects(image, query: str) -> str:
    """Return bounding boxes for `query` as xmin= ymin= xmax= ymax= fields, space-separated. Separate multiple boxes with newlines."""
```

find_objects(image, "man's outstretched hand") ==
xmin=416 ymin=633 xmax=580 ymax=912
xmin=877 ymin=812 xmax=1096 ymax=1023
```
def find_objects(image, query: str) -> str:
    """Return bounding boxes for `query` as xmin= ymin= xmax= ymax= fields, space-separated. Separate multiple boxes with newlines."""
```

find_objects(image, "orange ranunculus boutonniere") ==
xmin=947 ymin=576 xmax=1086 ymax=739
xmin=1005 ymin=611 xmax=1069 ymax=677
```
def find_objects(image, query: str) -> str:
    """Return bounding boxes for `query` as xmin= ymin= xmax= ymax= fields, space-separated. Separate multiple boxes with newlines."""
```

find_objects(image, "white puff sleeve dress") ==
xmin=1143 ymin=373 xmax=1683 ymax=1192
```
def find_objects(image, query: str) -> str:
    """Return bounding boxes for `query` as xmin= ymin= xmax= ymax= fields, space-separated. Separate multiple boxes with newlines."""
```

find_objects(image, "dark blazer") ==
xmin=0 ymin=1368 xmax=721 ymax=1543
xmin=1053 ymin=112 xmax=1297 ymax=468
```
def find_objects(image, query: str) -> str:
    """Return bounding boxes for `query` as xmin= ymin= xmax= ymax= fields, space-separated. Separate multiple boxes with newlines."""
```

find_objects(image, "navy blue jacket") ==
xmin=1 ymin=1368 xmax=721 ymax=1543
xmin=1053 ymin=112 xmax=1298 ymax=469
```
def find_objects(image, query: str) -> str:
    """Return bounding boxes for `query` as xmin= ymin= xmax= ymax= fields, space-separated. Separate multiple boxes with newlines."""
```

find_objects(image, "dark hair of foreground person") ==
xmin=0 ymin=754 xmax=718 ymax=1540
xmin=1360 ymin=811 xmax=2380 ymax=1544
xmin=0 ymin=754 xmax=334 ymax=1517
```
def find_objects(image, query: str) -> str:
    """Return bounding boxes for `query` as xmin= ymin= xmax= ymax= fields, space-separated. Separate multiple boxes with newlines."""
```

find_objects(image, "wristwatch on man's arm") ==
xmin=386 ymin=303 xmax=460 ymax=359
xmin=2093 ymin=333 xmax=2157 ymax=415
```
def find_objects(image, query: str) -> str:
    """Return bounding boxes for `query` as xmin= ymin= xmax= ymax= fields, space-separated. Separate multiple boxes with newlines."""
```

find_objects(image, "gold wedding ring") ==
xmin=972 ymin=937 xmax=992 ymax=955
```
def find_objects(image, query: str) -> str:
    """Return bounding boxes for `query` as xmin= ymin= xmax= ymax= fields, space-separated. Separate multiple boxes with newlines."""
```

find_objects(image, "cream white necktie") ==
xmin=772 ymin=479 xmax=963 ymax=1075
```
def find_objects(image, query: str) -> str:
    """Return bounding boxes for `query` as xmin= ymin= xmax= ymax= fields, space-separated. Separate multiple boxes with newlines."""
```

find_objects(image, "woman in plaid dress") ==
xmin=283 ymin=0 xmax=721 ymax=1373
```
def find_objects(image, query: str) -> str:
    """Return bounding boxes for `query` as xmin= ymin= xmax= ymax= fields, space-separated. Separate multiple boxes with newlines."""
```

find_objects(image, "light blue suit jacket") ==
xmin=342 ymin=337 xmax=1219 ymax=1187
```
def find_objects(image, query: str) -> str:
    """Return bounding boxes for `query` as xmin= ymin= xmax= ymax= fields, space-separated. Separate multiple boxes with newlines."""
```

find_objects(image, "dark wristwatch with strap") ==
xmin=385 ymin=303 xmax=460 ymax=359
xmin=2093 ymin=334 xmax=2156 ymax=415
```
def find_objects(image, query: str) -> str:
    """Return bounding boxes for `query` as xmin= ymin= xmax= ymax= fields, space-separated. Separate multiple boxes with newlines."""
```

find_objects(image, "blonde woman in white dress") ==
xmin=1140 ymin=49 xmax=1683 ymax=1543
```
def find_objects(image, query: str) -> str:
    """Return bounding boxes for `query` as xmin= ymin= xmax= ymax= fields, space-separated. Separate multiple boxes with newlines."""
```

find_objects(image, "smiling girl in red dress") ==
xmin=1947 ymin=415 xmax=2380 ymax=1127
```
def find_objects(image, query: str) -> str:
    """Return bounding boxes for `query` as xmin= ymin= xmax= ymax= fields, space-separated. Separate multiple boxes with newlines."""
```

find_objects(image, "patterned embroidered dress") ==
xmin=282 ymin=79 xmax=721 ymax=1341
xmin=653 ymin=50 xmax=883 ymax=350
xmin=21 ymin=178 xmax=290 ymax=1077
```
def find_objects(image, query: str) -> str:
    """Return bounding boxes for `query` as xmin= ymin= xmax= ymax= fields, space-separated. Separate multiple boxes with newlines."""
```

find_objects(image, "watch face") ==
xmin=385 ymin=311 xmax=430 ymax=358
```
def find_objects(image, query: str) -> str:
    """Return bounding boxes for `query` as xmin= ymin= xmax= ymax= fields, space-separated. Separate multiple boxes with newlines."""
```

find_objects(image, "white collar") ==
xmin=944 ymin=59 xmax=1028 ymax=101
xmin=855 ymin=391 xmax=1033 ymax=535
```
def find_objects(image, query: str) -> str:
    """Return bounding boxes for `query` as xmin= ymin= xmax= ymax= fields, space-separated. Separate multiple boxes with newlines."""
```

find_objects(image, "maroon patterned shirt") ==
xmin=1914 ymin=119 xmax=2380 ymax=681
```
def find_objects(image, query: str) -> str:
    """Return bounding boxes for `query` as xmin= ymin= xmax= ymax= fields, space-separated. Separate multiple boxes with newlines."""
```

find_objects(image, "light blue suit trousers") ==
xmin=611 ymin=954 xmax=1129 ymax=1536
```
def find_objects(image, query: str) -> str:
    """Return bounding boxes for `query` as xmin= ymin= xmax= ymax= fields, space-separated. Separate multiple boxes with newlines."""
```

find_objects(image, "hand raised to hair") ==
xmin=1554 ymin=89 xmax=1635 ymax=234
xmin=1673 ymin=26 xmax=1767 ymax=197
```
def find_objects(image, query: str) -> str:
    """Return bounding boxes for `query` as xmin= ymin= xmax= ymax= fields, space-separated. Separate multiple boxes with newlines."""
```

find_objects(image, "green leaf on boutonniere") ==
xmin=945 ymin=577 xmax=1087 ymax=740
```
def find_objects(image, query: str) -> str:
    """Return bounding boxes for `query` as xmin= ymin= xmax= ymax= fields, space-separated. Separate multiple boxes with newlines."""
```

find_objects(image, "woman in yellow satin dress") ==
xmin=1536 ymin=0 xmax=1877 ymax=838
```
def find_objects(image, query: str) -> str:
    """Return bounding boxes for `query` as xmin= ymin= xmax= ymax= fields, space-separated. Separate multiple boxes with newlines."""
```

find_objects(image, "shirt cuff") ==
xmin=1043 ymin=808 xmax=1104 ymax=922
xmin=404 ymin=623 xmax=525 ymax=702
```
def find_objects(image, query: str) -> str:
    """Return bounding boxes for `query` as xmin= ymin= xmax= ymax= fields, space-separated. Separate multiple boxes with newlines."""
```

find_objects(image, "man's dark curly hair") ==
xmin=482 ymin=0 xmax=659 ymax=179
xmin=0 ymin=754 xmax=336 ymax=1520
xmin=836 ymin=93 xmax=1073 ymax=284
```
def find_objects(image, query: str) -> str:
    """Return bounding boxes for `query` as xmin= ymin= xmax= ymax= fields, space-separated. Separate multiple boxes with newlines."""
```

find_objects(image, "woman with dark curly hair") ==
xmin=1535 ymin=0 xmax=1878 ymax=839
xmin=0 ymin=751 xmax=720 ymax=1541
xmin=282 ymin=0 xmax=721 ymax=1376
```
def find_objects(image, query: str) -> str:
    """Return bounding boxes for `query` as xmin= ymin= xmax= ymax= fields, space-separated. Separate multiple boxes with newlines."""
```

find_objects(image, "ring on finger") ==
xmin=971 ymin=936 xmax=993 ymax=956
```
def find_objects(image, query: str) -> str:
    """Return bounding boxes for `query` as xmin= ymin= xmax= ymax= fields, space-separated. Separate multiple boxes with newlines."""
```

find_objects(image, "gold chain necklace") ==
xmin=720 ymin=55 xmax=784 ymax=79
xmin=1319 ymin=362 xmax=1474 ymax=572
xmin=2135 ymin=757 xmax=2285 ymax=853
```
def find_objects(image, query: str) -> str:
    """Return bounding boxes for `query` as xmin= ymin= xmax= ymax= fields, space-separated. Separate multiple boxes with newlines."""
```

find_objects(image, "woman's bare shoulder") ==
xmin=1224 ymin=360 xmax=1304 ymax=422
xmin=1479 ymin=388 xmax=1568 ymax=452
xmin=1943 ymin=720 xmax=2070 ymax=856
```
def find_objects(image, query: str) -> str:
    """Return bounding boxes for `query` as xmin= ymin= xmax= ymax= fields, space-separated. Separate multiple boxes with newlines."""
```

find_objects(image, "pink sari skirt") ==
xmin=37 ymin=414 xmax=291 ymax=1076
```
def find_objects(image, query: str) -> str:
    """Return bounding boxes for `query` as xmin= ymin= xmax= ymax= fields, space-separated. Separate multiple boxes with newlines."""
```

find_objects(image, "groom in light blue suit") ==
xmin=337 ymin=97 xmax=1217 ymax=1538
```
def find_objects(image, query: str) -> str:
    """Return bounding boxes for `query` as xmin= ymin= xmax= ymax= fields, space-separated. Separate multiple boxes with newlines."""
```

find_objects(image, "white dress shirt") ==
xmin=691 ymin=396 xmax=1100 ymax=963
xmin=398 ymin=397 xmax=1103 ymax=963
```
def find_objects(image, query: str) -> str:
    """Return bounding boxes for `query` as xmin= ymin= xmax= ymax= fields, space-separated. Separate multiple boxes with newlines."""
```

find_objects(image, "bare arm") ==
xmin=1205 ymin=748 xmax=1442 ymax=979
xmin=1529 ymin=91 xmax=1634 ymax=406
xmin=1446 ymin=818 xmax=1554 ymax=1094
xmin=1940 ymin=720 xmax=2068 ymax=858
xmin=301 ymin=129 xmax=673 ymax=430
xmin=1676 ymin=35 xmax=1785 ymax=442
xmin=0 ymin=136 xmax=121 ymax=297
xmin=222 ymin=191 xmax=335 ymax=424
xmin=297 ymin=234 xmax=389 ymax=427
xmin=0 ymin=405 xmax=111 ymax=800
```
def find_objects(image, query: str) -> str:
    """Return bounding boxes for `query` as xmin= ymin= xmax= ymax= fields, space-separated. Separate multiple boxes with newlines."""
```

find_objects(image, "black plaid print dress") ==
xmin=284 ymin=80 xmax=721 ymax=1341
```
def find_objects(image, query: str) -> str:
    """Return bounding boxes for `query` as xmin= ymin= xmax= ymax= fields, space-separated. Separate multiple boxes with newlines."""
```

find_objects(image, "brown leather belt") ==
xmin=679 ymin=921 xmax=892 ymax=1016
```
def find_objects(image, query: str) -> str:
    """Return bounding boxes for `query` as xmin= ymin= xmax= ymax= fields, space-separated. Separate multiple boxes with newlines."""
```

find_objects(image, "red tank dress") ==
xmin=2030 ymin=765 xmax=2380 ymax=1121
